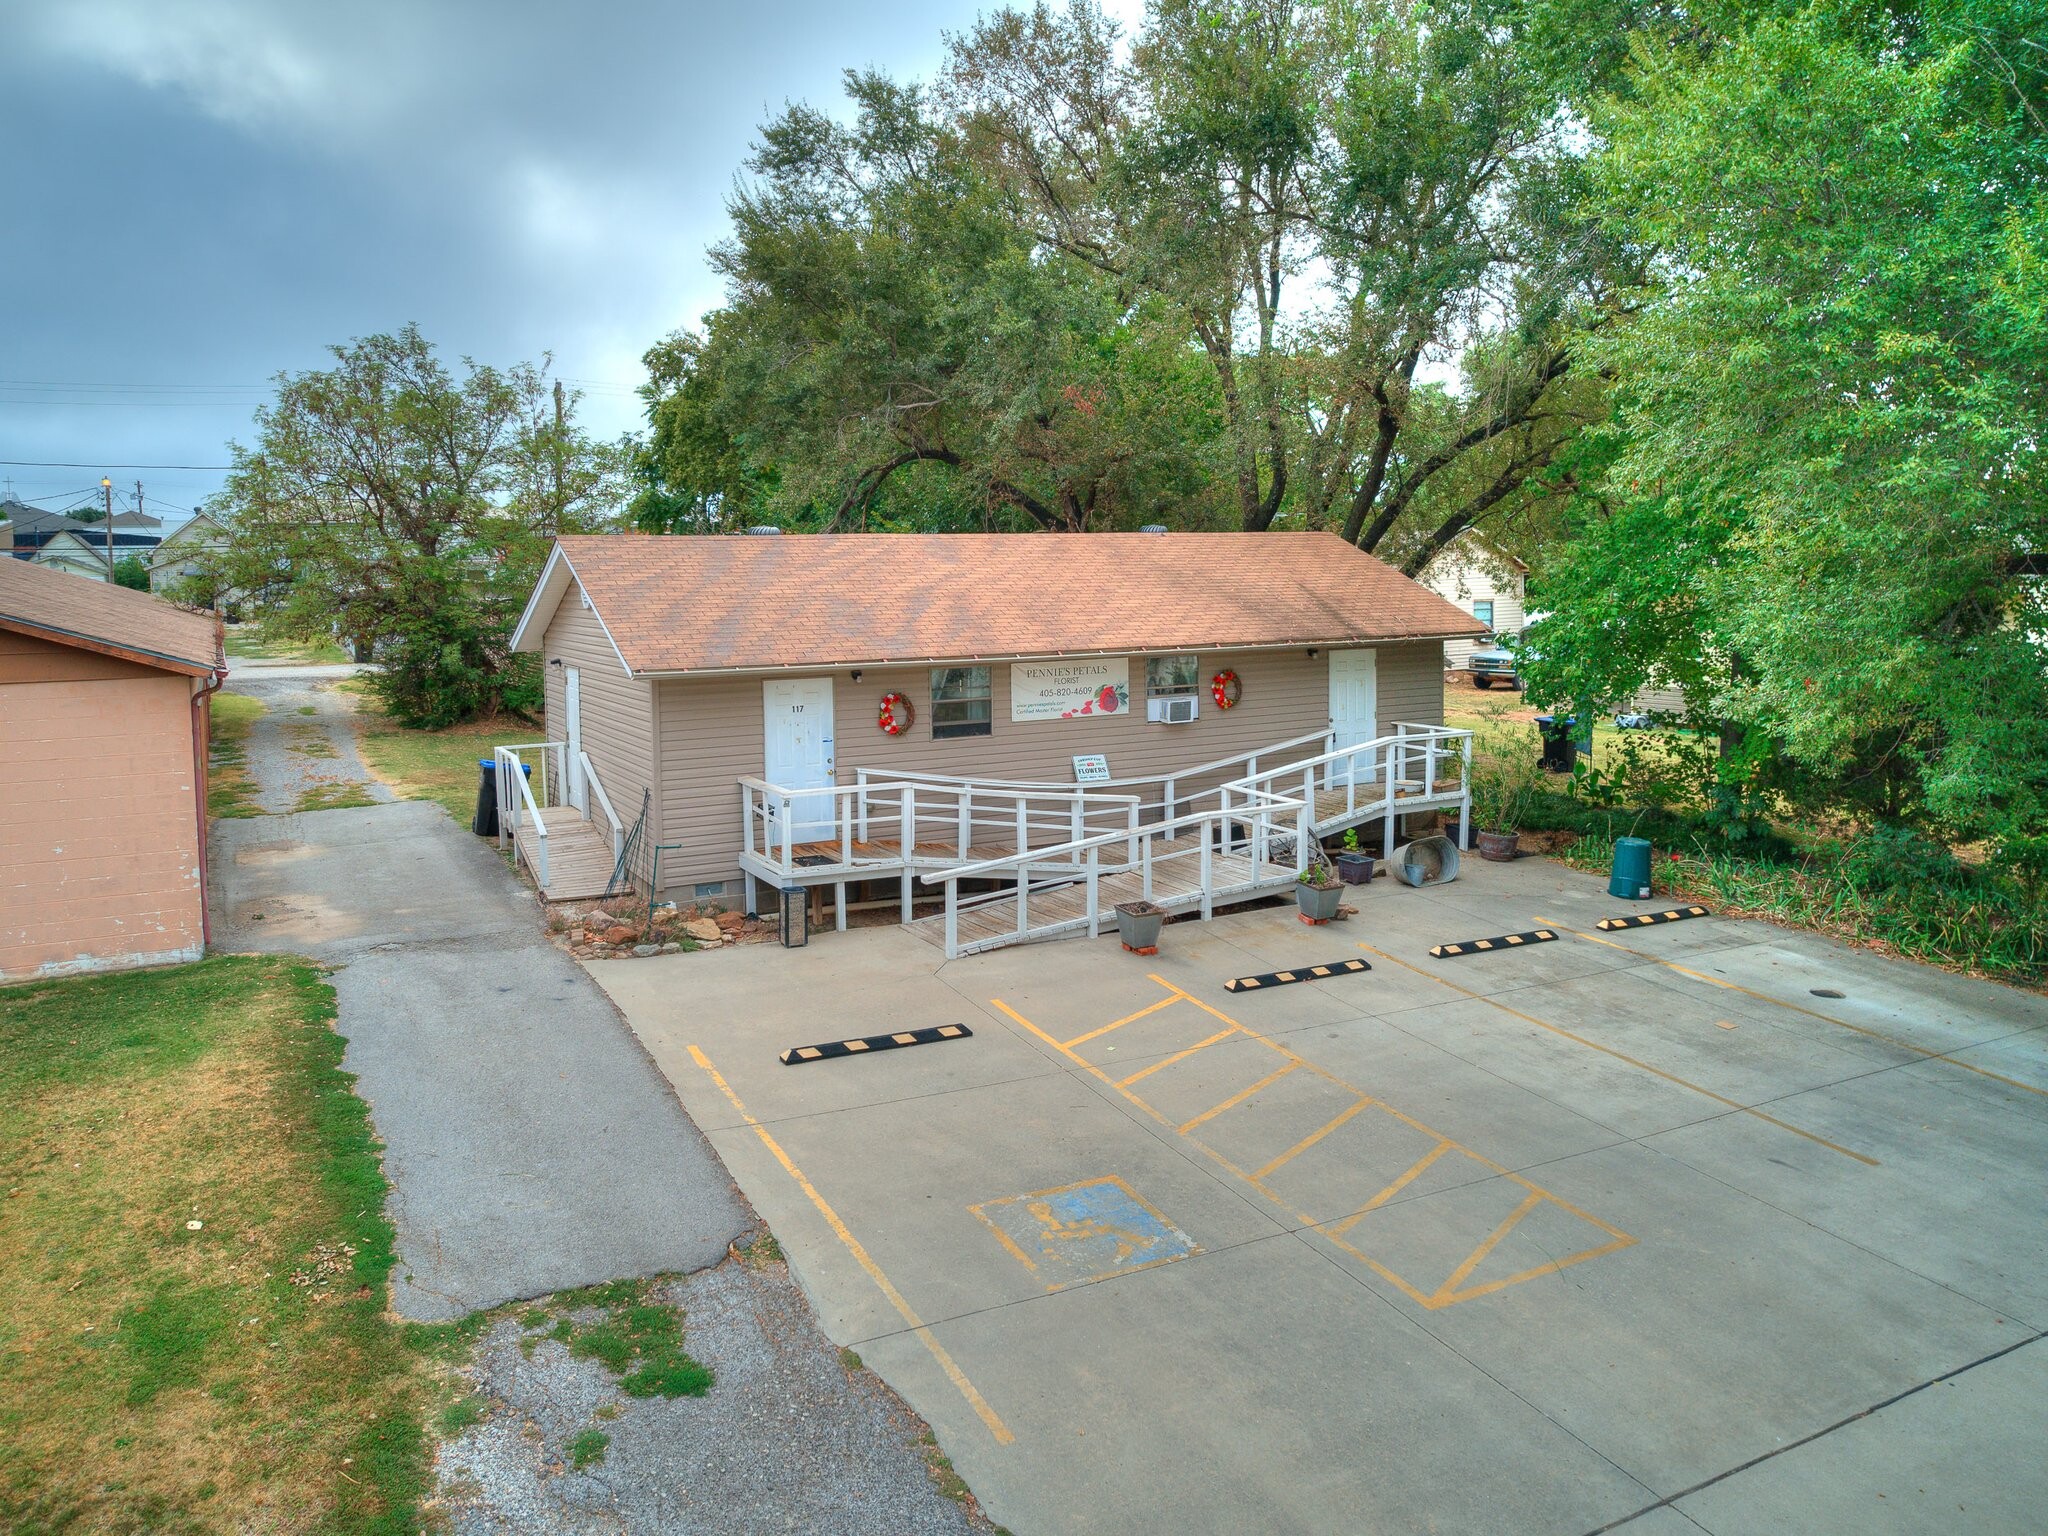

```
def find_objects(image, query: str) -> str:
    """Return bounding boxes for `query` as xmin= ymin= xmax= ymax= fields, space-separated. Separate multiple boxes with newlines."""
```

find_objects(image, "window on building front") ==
xmin=1471 ymin=600 xmax=1495 ymax=632
xmin=1146 ymin=654 xmax=1199 ymax=698
xmin=931 ymin=666 xmax=993 ymax=738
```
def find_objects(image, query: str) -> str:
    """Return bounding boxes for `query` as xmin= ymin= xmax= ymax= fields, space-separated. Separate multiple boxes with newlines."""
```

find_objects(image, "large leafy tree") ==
xmin=637 ymin=0 xmax=1619 ymax=563
xmin=1526 ymin=0 xmax=2048 ymax=862
xmin=216 ymin=326 xmax=627 ymax=725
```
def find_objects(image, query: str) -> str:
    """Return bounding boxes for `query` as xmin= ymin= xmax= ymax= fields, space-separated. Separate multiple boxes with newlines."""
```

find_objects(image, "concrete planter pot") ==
xmin=1475 ymin=830 xmax=1520 ymax=862
xmin=1334 ymin=852 xmax=1374 ymax=885
xmin=1114 ymin=900 xmax=1166 ymax=954
xmin=1296 ymin=882 xmax=1344 ymax=923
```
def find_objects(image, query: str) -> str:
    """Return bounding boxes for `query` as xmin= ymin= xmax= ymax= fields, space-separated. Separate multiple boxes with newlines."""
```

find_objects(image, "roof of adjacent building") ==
xmin=513 ymin=531 xmax=1486 ymax=676
xmin=0 ymin=555 xmax=221 ymax=676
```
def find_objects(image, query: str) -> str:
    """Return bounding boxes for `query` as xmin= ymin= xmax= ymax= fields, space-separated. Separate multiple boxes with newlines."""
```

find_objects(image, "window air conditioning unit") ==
xmin=1147 ymin=695 xmax=1200 ymax=725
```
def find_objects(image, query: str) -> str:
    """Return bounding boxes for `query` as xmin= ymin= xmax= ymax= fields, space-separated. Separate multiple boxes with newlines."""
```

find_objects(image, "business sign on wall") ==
xmin=1011 ymin=659 xmax=1131 ymax=722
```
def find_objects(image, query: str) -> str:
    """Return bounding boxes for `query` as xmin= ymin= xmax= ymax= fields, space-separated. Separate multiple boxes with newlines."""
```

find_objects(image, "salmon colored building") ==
xmin=1 ymin=559 xmax=225 ymax=982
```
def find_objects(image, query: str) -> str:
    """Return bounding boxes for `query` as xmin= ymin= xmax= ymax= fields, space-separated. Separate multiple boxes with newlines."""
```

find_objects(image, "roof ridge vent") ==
xmin=743 ymin=525 xmax=783 ymax=535
xmin=1139 ymin=524 xmax=1169 ymax=534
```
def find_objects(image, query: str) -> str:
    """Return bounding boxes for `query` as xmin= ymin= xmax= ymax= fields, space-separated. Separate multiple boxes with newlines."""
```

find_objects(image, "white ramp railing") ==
xmin=918 ymin=784 xmax=1310 ymax=958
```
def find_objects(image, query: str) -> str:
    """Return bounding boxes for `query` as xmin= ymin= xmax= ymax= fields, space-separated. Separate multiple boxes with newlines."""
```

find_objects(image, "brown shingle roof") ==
xmin=545 ymin=532 xmax=1485 ymax=675
xmin=0 ymin=557 xmax=220 ymax=675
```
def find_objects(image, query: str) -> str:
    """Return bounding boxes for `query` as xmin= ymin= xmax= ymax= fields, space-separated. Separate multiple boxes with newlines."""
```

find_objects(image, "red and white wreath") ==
xmin=878 ymin=691 xmax=915 ymax=735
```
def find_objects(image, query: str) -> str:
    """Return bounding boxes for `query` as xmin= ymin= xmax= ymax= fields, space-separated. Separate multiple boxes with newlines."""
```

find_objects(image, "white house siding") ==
xmin=541 ymin=583 xmax=657 ymax=842
xmin=1419 ymin=545 xmax=1526 ymax=670
xmin=646 ymin=640 xmax=1445 ymax=895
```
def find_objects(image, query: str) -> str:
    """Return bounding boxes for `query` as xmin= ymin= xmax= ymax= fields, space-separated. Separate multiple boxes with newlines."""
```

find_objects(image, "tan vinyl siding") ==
xmin=541 ymin=583 xmax=656 ymax=837
xmin=651 ymin=642 xmax=1447 ymax=891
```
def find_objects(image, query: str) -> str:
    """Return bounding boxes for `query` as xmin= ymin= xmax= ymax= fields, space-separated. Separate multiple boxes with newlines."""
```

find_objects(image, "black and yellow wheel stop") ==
xmin=1597 ymin=906 xmax=1710 ymax=931
xmin=1429 ymin=929 xmax=1558 ymax=958
xmin=779 ymin=1023 xmax=973 ymax=1065
xmin=1223 ymin=958 xmax=1370 ymax=992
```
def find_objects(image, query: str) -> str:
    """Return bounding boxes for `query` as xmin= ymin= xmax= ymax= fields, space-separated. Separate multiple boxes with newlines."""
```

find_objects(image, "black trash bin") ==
xmin=472 ymin=758 xmax=531 ymax=836
xmin=1534 ymin=715 xmax=1578 ymax=773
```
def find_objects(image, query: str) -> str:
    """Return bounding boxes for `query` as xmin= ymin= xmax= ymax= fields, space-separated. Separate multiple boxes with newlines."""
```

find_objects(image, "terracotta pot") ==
xmin=1475 ymin=830 xmax=1520 ymax=862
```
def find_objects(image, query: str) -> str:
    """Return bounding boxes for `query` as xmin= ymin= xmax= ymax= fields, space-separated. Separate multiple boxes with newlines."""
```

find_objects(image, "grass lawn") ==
xmin=207 ymin=693 xmax=267 ymax=819
xmin=223 ymin=630 xmax=351 ymax=666
xmin=0 ymin=957 xmax=455 ymax=1533
xmin=341 ymin=681 xmax=522 ymax=824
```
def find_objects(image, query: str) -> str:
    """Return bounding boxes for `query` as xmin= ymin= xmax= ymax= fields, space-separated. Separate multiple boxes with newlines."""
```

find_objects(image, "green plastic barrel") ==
xmin=1609 ymin=836 xmax=1653 ymax=900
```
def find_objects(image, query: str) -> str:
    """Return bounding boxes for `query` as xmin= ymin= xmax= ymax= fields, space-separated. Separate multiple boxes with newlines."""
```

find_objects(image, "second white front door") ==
xmin=763 ymin=677 xmax=836 ymax=842
xmin=564 ymin=666 xmax=587 ymax=813
xmin=1327 ymin=648 xmax=1379 ymax=785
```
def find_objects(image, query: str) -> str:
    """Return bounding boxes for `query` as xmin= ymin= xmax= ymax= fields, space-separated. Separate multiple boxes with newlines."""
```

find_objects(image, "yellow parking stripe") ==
xmin=1359 ymin=944 xmax=1879 ymax=1166
xmin=1179 ymin=1060 xmax=1299 ymax=1134
xmin=1117 ymin=1026 xmax=1238 ymax=1087
xmin=1251 ymin=1097 xmax=1372 ymax=1181
xmin=1534 ymin=915 xmax=2048 ymax=1101
xmin=1063 ymin=992 xmax=1182 ymax=1049
xmin=686 ymin=1045 xmax=1014 ymax=1445
xmin=994 ymin=981 xmax=1639 ymax=1310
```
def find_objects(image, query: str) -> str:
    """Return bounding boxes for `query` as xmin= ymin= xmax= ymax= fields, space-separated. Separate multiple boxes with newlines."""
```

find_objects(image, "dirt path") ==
xmin=222 ymin=662 xmax=395 ymax=814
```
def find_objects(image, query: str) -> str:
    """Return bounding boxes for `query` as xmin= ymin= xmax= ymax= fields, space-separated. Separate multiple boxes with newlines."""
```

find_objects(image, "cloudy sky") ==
xmin=0 ymin=0 xmax=1140 ymax=523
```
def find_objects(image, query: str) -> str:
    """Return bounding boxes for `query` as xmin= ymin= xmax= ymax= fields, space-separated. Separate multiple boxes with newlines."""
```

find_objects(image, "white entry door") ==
xmin=763 ymin=677 xmax=837 ymax=842
xmin=564 ymin=666 xmax=587 ymax=813
xmin=1327 ymin=648 xmax=1379 ymax=786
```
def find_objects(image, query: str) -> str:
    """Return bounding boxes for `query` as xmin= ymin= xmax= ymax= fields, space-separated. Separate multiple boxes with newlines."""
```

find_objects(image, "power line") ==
xmin=0 ymin=458 xmax=236 ymax=470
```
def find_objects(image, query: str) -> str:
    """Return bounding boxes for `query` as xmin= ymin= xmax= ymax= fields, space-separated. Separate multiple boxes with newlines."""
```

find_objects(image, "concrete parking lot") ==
xmin=588 ymin=857 xmax=2047 ymax=1535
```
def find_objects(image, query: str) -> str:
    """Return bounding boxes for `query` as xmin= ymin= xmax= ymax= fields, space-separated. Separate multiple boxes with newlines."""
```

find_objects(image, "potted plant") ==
xmin=1468 ymin=744 xmax=1547 ymax=862
xmin=1296 ymin=863 xmax=1344 ymax=923
xmin=1114 ymin=899 xmax=1166 ymax=954
xmin=1333 ymin=827 xmax=1374 ymax=885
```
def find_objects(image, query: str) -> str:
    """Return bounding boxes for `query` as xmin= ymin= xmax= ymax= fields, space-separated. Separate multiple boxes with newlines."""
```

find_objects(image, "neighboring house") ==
xmin=507 ymin=531 xmax=1483 ymax=939
xmin=148 ymin=511 xmax=231 ymax=598
xmin=1417 ymin=532 xmax=1528 ymax=671
xmin=6 ymin=508 xmax=160 ymax=581
xmin=0 ymin=559 xmax=225 ymax=982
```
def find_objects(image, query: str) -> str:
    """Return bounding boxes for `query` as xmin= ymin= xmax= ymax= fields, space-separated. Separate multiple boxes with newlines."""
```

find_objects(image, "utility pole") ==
xmin=551 ymin=378 xmax=566 ymax=535
xmin=102 ymin=476 xmax=113 ymax=570
xmin=135 ymin=479 xmax=144 ymax=525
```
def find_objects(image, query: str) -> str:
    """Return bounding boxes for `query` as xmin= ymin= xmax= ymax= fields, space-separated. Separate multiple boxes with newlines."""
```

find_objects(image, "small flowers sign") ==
xmin=1011 ymin=659 xmax=1131 ymax=722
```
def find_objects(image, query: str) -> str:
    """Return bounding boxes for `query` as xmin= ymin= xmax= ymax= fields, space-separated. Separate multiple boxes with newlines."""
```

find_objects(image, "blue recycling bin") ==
xmin=1609 ymin=836 xmax=1653 ymax=900
xmin=472 ymin=757 xmax=531 ymax=837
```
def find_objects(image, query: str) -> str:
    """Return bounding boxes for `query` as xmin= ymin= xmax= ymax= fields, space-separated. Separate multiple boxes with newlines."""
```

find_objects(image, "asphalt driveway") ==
xmin=587 ymin=856 xmax=2048 ymax=1535
xmin=211 ymin=798 xmax=746 ymax=1319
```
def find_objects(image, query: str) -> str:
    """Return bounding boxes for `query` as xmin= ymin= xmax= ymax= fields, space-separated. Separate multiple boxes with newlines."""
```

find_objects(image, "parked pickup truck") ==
xmin=1468 ymin=642 xmax=1521 ymax=689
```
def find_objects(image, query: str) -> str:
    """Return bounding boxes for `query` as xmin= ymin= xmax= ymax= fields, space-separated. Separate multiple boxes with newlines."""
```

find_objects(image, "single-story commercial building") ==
xmin=506 ymin=532 xmax=1484 ymax=947
xmin=0 ymin=559 xmax=224 ymax=982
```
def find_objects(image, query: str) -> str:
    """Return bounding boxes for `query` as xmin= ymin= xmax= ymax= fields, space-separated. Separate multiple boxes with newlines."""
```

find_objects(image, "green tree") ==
xmin=111 ymin=555 xmax=151 ymax=592
xmin=637 ymin=0 xmax=1620 ymax=561
xmin=1525 ymin=0 xmax=2048 ymax=865
xmin=215 ymin=326 xmax=627 ymax=726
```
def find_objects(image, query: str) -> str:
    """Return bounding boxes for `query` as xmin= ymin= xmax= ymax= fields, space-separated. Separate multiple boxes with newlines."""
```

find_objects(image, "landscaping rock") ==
xmin=659 ymin=942 xmax=682 ymax=955
xmin=632 ymin=944 xmax=660 ymax=958
xmin=714 ymin=911 xmax=748 ymax=934
xmin=603 ymin=925 xmax=636 ymax=946
xmin=683 ymin=917 xmax=723 ymax=944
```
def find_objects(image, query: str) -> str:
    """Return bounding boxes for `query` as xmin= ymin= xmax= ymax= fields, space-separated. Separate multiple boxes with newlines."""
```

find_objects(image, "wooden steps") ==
xmin=524 ymin=806 xmax=619 ymax=903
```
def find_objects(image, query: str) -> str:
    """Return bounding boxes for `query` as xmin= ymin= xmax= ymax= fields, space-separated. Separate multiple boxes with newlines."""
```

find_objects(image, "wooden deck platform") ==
xmin=523 ymin=806 xmax=620 ymax=903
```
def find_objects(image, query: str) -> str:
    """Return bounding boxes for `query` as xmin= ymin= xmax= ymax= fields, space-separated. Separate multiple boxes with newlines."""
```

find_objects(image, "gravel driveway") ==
xmin=221 ymin=660 xmax=395 ymax=813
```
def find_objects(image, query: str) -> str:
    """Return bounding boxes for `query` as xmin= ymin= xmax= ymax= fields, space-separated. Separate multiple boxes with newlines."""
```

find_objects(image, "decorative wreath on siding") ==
xmin=1211 ymin=669 xmax=1242 ymax=710
xmin=878 ymin=692 xmax=915 ymax=735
